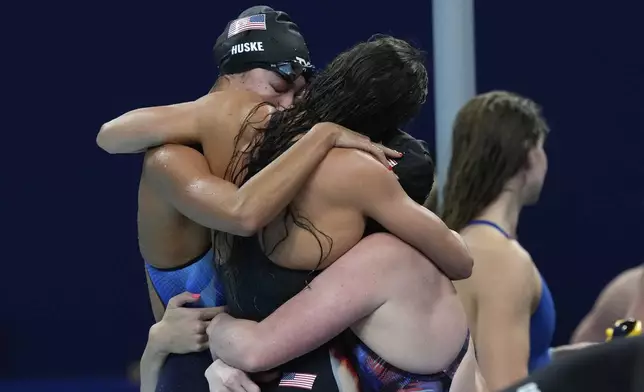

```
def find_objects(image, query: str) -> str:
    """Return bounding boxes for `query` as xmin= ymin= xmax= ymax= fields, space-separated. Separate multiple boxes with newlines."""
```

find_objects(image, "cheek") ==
xmin=279 ymin=94 xmax=295 ymax=108
xmin=540 ymin=151 xmax=548 ymax=173
xmin=242 ymin=77 xmax=278 ymax=96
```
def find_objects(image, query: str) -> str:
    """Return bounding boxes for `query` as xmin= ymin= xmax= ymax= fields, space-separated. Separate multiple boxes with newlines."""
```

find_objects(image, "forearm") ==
xmin=208 ymin=314 xmax=263 ymax=372
xmin=229 ymin=125 xmax=336 ymax=232
xmin=629 ymin=269 xmax=644 ymax=319
xmin=140 ymin=333 xmax=168 ymax=392
xmin=571 ymin=315 xmax=606 ymax=343
xmin=477 ymin=348 xmax=528 ymax=391
xmin=208 ymin=264 xmax=379 ymax=373
xmin=400 ymin=206 xmax=473 ymax=280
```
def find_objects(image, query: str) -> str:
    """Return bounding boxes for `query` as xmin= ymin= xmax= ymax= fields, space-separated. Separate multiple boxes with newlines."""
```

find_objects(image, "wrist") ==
xmin=209 ymin=312 xmax=228 ymax=329
xmin=147 ymin=323 xmax=170 ymax=357
xmin=310 ymin=122 xmax=338 ymax=149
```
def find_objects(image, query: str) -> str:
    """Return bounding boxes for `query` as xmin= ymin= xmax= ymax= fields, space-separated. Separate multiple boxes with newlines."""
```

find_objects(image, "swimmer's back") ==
xmin=259 ymin=149 xmax=473 ymax=378
xmin=455 ymin=225 xmax=548 ymax=388
xmin=261 ymin=148 xmax=379 ymax=271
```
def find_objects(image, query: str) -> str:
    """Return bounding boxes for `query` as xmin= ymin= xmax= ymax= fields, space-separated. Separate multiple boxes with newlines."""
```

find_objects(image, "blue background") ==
xmin=4 ymin=0 xmax=643 ymax=382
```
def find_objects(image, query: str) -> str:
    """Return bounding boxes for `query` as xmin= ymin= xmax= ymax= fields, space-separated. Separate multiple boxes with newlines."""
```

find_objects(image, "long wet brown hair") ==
xmin=215 ymin=36 xmax=428 ymax=299
xmin=441 ymin=91 xmax=550 ymax=231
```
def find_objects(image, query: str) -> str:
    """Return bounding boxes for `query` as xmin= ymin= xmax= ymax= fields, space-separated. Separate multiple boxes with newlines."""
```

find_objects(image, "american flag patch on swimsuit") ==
xmin=278 ymin=372 xmax=317 ymax=390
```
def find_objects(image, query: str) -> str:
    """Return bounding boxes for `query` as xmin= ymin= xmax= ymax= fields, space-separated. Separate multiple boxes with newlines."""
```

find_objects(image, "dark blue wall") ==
xmin=6 ymin=0 xmax=642 ymax=379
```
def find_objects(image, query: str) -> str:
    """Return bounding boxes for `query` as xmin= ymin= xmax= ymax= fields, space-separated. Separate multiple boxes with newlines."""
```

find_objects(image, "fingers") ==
xmin=167 ymin=292 xmax=201 ymax=309
xmin=196 ymin=321 xmax=209 ymax=335
xmin=205 ymin=365 xmax=257 ymax=392
xmin=205 ymin=364 xmax=232 ymax=392
xmin=364 ymin=142 xmax=390 ymax=168
xmin=225 ymin=371 xmax=257 ymax=392
xmin=378 ymin=144 xmax=403 ymax=159
xmin=196 ymin=341 xmax=209 ymax=352
xmin=240 ymin=378 xmax=260 ymax=392
xmin=199 ymin=306 xmax=227 ymax=321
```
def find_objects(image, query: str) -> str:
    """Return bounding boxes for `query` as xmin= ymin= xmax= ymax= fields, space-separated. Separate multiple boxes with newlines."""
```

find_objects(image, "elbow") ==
xmin=237 ymin=215 xmax=260 ymax=237
xmin=451 ymin=255 xmax=474 ymax=281
xmin=97 ymin=120 xmax=124 ymax=154
xmin=220 ymin=339 xmax=270 ymax=373
xmin=446 ymin=231 xmax=474 ymax=280
xmin=230 ymin=205 xmax=261 ymax=237
xmin=96 ymin=122 xmax=116 ymax=153
xmin=237 ymin=349 xmax=270 ymax=373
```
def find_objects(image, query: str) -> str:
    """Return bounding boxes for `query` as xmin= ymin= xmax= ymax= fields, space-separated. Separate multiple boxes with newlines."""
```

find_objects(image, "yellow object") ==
xmin=605 ymin=318 xmax=642 ymax=341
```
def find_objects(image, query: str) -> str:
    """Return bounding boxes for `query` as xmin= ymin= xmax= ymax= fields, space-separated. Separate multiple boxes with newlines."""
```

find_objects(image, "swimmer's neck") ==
xmin=208 ymin=76 xmax=240 ymax=94
xmin=475 ymin=190 xmax=523 ymax=238
xmin=208 ymin=81 xmax=228 ymax=94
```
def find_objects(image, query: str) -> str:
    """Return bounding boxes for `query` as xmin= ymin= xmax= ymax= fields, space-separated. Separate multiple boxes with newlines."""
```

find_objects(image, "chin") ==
xmin=523 ymin=191 xmax=542 ymax=206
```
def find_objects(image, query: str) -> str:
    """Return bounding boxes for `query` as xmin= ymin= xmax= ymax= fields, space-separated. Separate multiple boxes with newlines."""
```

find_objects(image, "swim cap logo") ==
xmin=294 ymin=56 xmax=312 ymax=67
xmin=231 ymin=42 xmax=265 ymax=55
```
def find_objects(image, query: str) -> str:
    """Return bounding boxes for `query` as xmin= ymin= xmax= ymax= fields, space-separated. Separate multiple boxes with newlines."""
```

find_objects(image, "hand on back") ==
xmin=314 ymin=122 xmax=402 ymax=170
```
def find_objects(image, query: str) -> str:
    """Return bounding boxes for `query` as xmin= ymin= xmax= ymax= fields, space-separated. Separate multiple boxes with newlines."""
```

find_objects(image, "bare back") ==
xmin=454 ymin=225 xmax=540 ymax=390
xmin=455 ymin=227 xmax=541 ymax=326
xmin=138 ymin=91 xmax=270 ymax=268
xmin=259 ymin=149 xmax=473 ymax=379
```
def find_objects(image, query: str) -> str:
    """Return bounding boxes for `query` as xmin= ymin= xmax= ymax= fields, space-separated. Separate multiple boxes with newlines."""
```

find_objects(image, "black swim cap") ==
xmin=386 ymin=130 xmax=435 ymax=205
xmin=364 ymin=130 xmax=435 ymax=236
xmin=213 ymin=6 xmax=313 ymax=77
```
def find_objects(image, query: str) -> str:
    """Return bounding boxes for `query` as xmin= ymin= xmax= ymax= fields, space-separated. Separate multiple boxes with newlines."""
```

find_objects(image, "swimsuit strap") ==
xmin=468 ymin=219 xmax=512 ymax=239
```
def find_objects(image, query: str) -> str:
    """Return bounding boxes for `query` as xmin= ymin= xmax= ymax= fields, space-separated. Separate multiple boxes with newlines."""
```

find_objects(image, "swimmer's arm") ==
xmin=98 ymin=101 xmax=203 ymax=154
xmin=139 ymin=326 xmax=169 ymax=392
xmin=628 ymin=266 xmax=644 ymax=319
xmin=343 ymin=155 xmax=473 ymax=280
xmin=207 ymin=252 xmax=388 ymax=372
xmin=143 ymin=125 xmax=353 ymax=236
xmin=145 ymin=270 xmax=166 ymax=321
xmin=571 ymin=268 xmax=641 ymax=343
xmin=473 ymin=251 xmax=533 ymax=391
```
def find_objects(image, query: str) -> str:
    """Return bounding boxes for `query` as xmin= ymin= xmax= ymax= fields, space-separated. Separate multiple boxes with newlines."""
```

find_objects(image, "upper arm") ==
xmin=143 ymin=145 xmax=252 ymax=236
xmin=97 ymin=101 xmax=202 ymax=154
xmin=145 ymin=269 xmax=166 ymax=322
xmin=218 ymin=241 xmax=390 ymax=371
xmin=472 ymin=250 xmax=534 ymax=390
xmin=335 ymin=152 xmax=472 ymax=280
xmin=629 ymin=266 xmax=644 ymax=319
xmin=97 ymin=91 xmax=261 ymax=154
xmin=572 ymin=267 xmax=642 ymax=343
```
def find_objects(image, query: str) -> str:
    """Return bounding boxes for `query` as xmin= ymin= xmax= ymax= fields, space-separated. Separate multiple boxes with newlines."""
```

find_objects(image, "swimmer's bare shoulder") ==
xmin=463 ymin=236 xmax=537 ymax=304
xmin=460 ymin=237 xmax=536 ymax=389
xmin=193 ymin=90 xmax=274 ymax=141
xmin=312 ymin=148 xmax=473 ymax=280
xmin=311 ymin=148 xmax=390 ymax=204
xmin=572 ymin=265 xmax=644 ymax=343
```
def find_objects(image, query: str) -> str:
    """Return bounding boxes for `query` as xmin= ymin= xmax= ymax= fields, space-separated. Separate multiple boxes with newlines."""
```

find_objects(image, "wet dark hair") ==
xmin=441 ymin=91 xmax=550 ymax=231
xmin=215 ymin=35 xmax=428 ymax=295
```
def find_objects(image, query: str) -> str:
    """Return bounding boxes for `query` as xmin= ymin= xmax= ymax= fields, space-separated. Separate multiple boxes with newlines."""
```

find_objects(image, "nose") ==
xmin=279 ymin=92 xmax=295 ymax=109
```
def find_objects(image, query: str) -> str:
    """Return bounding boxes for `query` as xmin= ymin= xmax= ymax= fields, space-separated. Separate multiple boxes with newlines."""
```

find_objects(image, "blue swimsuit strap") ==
xmin=467 ymin=219 xmax=512 ymax=239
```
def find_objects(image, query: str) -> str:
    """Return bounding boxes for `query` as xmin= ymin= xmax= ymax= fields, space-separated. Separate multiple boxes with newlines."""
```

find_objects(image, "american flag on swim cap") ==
xmin=228 ymin=14 xmax=266 ymax=37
